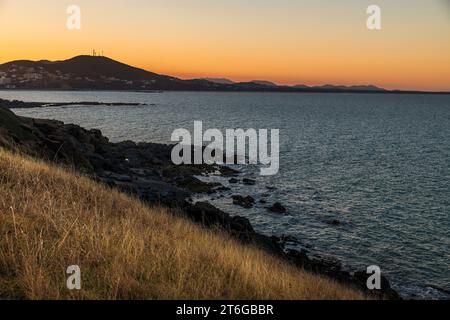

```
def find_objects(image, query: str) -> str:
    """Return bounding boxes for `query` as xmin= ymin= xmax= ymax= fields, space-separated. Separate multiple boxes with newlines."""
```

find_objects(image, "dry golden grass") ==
xmin=0 ymin=149 xmax=365 ymax=300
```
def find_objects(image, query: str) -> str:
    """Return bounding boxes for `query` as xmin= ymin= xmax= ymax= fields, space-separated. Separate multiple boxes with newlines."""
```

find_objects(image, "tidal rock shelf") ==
xmin=0 ymin=98 xmax=147 ymax=109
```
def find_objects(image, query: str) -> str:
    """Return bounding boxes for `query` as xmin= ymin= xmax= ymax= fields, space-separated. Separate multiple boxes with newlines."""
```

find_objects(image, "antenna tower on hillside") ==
xmin=92 ymin=49 xmax=105 ymax=57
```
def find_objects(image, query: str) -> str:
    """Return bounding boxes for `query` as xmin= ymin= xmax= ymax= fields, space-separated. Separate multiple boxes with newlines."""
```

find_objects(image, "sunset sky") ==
xmin=1 ymin=0 xmax=449 ymax=91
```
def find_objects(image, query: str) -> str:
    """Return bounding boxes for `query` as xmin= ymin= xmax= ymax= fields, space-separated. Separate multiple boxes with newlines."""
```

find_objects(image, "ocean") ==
xmin=3 ymin=90 xmax=450 ymax=299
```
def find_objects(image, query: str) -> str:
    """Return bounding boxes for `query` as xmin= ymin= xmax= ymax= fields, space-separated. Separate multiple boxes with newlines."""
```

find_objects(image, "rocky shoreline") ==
xmin=0 ymin=104 xmax=400 ymax=299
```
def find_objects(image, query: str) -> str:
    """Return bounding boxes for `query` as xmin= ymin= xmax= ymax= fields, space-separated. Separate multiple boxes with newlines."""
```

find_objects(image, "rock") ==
xmin=250 ymin=233 xmax=283 ymax=254
xmin=331 ymin=220 xmax=340 ymax=226
xmin=0 ymin=98 xmax=146 ymax=109
xmin=278 ymin=235 xmax=299 ymax=245
xmin=425 ymin=284 xmax=450 ymax=295
xmin=185 ymin=202 xmax=229 ymax=227
xmin=89 ymin=154 xmax=107 ymax=171
xmin=243 ymin=178 xmax=256 ymax=186
xmin=231 ymin=216 xmax=255 ymax=233
xmin=182 ymin=202 xmax=282 ymax=253
xmin=218 ymin=166 xmax=239 ymax=177
xmin=216 ymin=186 xmax=231 ymax=192
xmin=268 ymin=202 xmax=287 ymax=214
xmin=353 ymin=271 xmax=401 ymax=300
xmin=285 ymin=249 xmax=311 ymax=268
xmin=185 ymin=202 xmax=254 ymax=235
xmin=175 ymin=176 xmax=221 ymax=194
xmin=284 ymin=248 xmax=401 ymax=299
xmin=311 ymin=255 xmax=343 ymax=274
xmin=232 ymin=195 xmax=255 ymax=209
xmin=0 ymin=98 xmax=42 ymax=109
xmin=324 ymin=219 xmax=341 ymax=226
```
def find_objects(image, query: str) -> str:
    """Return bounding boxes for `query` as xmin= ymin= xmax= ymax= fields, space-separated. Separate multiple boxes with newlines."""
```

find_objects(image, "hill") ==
xmin=0 ymin=56 xmax=163 ymax=80
xmin=0 ymin=56 xmax=222 ymax=91
xmin=294 ymin=84 xmax=385 ymax=92
xmin=0 ymin=55 xmax=391 ymax=92
xmin=200 ymin=78 xmax=235 ymax=85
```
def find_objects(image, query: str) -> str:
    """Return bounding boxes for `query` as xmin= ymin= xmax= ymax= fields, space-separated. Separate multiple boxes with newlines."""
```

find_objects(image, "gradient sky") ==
xmin=1 ymin=0 xmax=449 ymax=91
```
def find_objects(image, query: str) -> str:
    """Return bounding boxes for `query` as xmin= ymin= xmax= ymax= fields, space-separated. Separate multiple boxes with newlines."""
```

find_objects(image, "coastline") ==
xmin=0 ymin=103 xmax=400 ymax=299
xmin=1 ymin=88 xmax=450 ymax=97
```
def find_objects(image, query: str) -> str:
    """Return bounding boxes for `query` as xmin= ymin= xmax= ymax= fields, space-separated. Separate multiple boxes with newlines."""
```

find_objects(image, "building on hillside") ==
xmin=0 ymin=77 xmax=11 ymax=85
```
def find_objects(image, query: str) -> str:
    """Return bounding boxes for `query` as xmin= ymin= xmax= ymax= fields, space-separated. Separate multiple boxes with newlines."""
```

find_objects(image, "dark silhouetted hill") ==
xmin=3 ymin=55 xmax=444 ymax=94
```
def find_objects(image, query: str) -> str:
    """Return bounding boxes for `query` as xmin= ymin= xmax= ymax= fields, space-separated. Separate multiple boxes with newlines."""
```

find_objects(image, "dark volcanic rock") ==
xmin=275 ymin=235 xmax=300 ymax=246
xmin=185 ymin=202 xmax=238 ymax=229
xmin=184 ymin=202 xmax=282 ymax=253
xmin=286 ymin=249 xmax=401 ymax=300
xmin=331 ymin=220 xmax=340 ymax=226
xmin=218 ymin=166 xmax=239 ymax=177
xmin=0 ymin=107 xmax=204 ymax=207
xmin=268 ymin=202 xmax=287 ymax=214
xmin=327 ymin=219 xmax=341 ymax=226
xmin=353 ymin=271 xmax=401 ymax=300
xmin=425 ymin=284 xmax=450 ymax=296
xmin=243 ymin=178 xmax=256 ymax=186
xmin=175 ymin=176 xmax=221 ymax=194
xmin=0 ymin=98 xmax=42 ymax=109
xmin=213 ymin=186 xmax=231 ymax=193
xmin=232 ymin=195 xmax=255 ymax=209
xmin=0 ymin=98 xmax=145 ymax=109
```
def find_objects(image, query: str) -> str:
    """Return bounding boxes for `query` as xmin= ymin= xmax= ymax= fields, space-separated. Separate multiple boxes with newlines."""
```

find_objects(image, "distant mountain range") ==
xmin=201 ymin=78 xmax=236 ymax=85
xmin=0 ymin=55 xmax=447 ymax=94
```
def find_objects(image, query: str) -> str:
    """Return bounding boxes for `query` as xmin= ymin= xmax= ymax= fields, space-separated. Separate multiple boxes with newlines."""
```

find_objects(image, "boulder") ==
xmin=268 ymin=202 xmax=287 ymax=214
xmin=232 ymin=195 xmax=255 ymax=209
xmin=243 ymin=178 xmax=256 ymax=186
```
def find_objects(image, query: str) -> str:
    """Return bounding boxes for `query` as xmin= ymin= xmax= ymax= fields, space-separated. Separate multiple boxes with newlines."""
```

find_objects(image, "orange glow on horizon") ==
xmin=1 ymin=0 xmax=450 ymax=92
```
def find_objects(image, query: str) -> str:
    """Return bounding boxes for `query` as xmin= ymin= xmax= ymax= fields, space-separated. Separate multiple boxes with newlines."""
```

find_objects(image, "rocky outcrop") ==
xmin=268 ymin=202 xmax=287 ymax=214
xmin=243 ymin=178 xmax=256 ymax=186
xmin=0 ymin=98 xmax=146 ymax=109
xmin=232 ymin=195 xmax=255 ymax=208
xmin=0 ymin=106 xmax=219 ymax=206
xmin=0 ymin=99 xmax=42 ymax=109
xmin=283 ymin=249 xmax=399 ymax=300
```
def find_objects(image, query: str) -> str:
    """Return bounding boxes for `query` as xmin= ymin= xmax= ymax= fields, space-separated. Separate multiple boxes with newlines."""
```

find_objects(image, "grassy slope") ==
xmin=0 ymin=149 xmax=365 ymax=300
